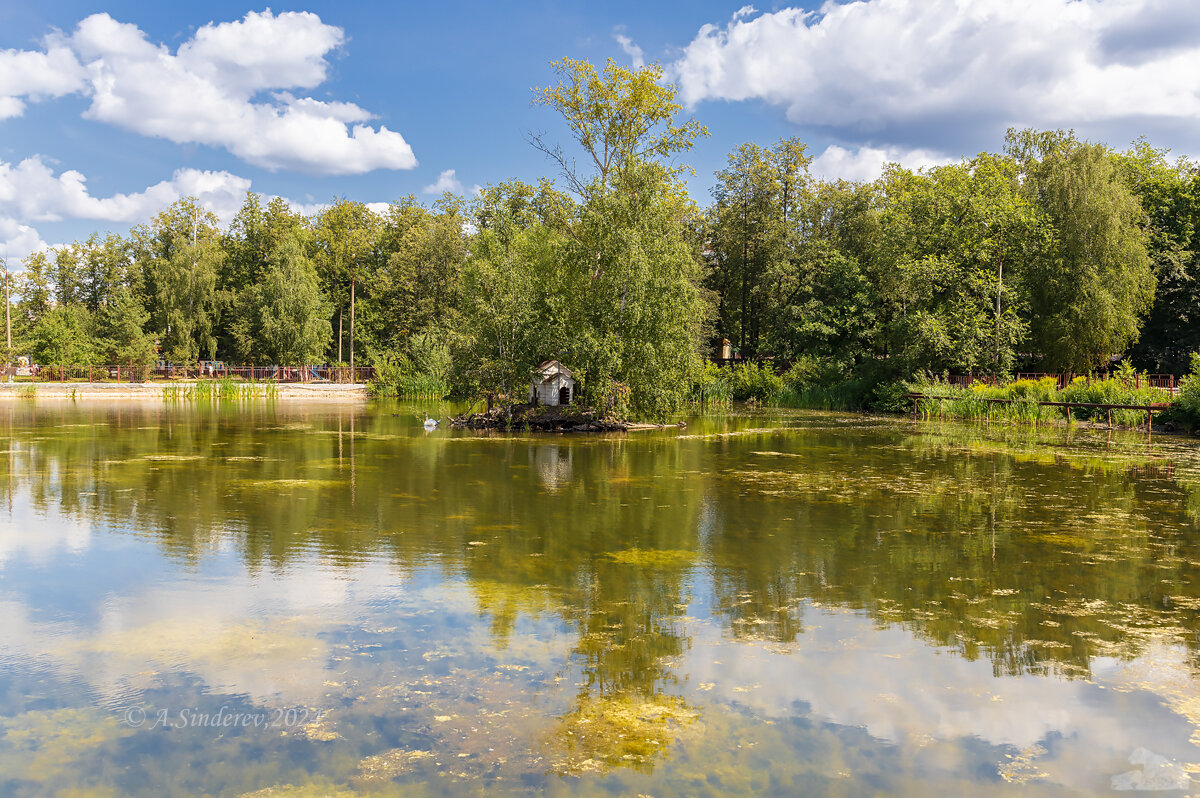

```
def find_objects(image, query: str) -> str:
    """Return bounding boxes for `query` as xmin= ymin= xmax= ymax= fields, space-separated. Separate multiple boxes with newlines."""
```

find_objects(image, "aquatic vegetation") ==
xmin=162 ymin=379 xmax=280 ymax=402
xmin=234 ymin=478 xmax=346 ymax=490
xmin=0 ymin=708 xmax=135 ymax=782
xmin=239 ymin=781 xmax=364 ymax=798
xmin=548 ymin=693 xmax=698 ymax=775
xmin=606 ymin=548 xmax=698 ymax=568
xmin=997 ymin=742 xmax=1049 ymax=784
xmin=353 ymin=748 xmax=435 ymax=785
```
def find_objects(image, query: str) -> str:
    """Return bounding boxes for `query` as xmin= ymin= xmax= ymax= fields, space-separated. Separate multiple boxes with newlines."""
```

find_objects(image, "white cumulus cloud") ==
xmin=671 ymin=0 xmax=1200 ymax=153
xmin=0 ymin=10 xmax=417 ymax=175
xmin=614 ymin=32 xmax=645 ymax=69
xmin=0 ymin=156 xmax=251 ymax=224
xmin=0 ymin=37 xmax=87 ymax=120
xmin=0 ymin=218 xmax=49 ymax=263
xmin=809 ymin=144 xmax=954 ymax=182
xmin=423 ymin=168 xmax=464 ymax=195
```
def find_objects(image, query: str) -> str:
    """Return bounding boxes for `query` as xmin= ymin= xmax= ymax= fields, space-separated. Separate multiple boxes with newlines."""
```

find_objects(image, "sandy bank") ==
xmin=0 ymin=382 xmax=369 ymax=401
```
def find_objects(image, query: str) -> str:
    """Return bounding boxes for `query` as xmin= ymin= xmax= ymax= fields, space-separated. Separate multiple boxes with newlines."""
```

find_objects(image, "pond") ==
xmin=1 ymin=400 xmax=1199 ymax=795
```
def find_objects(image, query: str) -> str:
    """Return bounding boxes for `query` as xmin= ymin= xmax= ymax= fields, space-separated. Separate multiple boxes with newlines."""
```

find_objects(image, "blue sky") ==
xmin=3 ymin=0 xmax=1200 ymax=262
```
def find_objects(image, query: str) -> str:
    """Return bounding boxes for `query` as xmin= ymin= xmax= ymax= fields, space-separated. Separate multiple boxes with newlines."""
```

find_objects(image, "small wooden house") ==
xmin=530 ymin=360 xmax=576 ymax=406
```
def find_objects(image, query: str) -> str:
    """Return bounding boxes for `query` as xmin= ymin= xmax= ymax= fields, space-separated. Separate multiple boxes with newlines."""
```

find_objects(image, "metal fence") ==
xmin=20 ymin=365 xmax=376 ymax=383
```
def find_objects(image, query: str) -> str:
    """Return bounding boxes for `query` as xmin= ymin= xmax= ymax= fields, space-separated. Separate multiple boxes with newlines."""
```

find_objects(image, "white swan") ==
xmin=423 ymin=412 xmax=439 ymax=430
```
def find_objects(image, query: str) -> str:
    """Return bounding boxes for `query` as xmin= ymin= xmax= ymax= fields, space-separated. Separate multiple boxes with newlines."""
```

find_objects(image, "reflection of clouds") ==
xmin=0 ymin=553 xmax=571 ymax=716
xmin=0 ymin=559 xmax=411 ymax=708
xmin=684 ymin=604 xmax=1199 ymax=793
xmin=0 ymin=493 xmax=92 ymax=566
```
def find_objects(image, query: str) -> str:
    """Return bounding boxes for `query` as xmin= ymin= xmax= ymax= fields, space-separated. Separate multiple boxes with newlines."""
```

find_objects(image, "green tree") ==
xmin=879 ymin=154 xmax=1044 ymax=374
xmin=365 ymin=195 xmax=468 ymax=361
xmin=523 ymin=60 xmax=709 ymax=417
xmin=221 ymin=193 xmax=311 ymax=360
xmin=15 ymin=250 xmax=53 ymax=335
xmin=530 ymin=58 xmax=707 ymax=197
xmin=96 ymin=286 xmax=156 ymax=366
xmin=78 ymin=234 xmax=136 ymax=314
xmin=1007 ymin=129 xmax=1155 ymax=372
xmin=455 ymin=212 xmax=551 ymax=413
xmin=142 ymin=198 xmax=224 ymax=363
xmin=768 ymin=179 xmax=883 ymax=366
xmin=314 ymin=199 xmax=379 ymax=367
xmin=1115 ymin=141 xmax=1200 ymax=372
xmin=29 ymin=305 xmax=98 ymax=365
xmin=707 ymin=138 xmax=812 ymax=356
xmin=254 ymin=234 xmax=332 ymax=365
xmin=560 ymin=162 xmax=707 ymax=417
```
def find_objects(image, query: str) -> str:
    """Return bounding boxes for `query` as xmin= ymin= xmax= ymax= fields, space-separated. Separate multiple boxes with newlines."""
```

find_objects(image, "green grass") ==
xmin=907 ymin=376 xmax=1171 ymax=427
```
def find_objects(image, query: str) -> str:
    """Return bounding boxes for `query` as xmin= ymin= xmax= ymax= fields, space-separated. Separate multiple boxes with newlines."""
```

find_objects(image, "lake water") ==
xmin=2 ymin=400 xmax=1199 ymax=796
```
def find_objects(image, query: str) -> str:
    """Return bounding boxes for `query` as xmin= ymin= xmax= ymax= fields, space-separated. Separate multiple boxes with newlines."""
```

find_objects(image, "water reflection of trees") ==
xmin=5 ymin=405 xmax=1200 ymax=759
xmin=707 ymin=427 xmax=1200 ymax=677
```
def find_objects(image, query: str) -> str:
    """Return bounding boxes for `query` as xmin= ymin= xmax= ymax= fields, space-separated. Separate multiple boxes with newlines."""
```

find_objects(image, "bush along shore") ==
xmin=449 ymin=403 xmax=677 ymax=433
xmin=678 ymin=358 xmax=1200 ymax=433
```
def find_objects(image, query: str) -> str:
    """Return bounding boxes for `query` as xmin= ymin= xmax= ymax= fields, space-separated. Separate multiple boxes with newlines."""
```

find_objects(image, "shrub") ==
xmin=685 ymin=361 xmax=733 ymax=406
xmin=728 ymin=361 xmax=783 ymax=402
xmin=1173 ymin=352 xmax=1200 ymax=428
xmin=369 ymin=334 xmax=454 ymax=399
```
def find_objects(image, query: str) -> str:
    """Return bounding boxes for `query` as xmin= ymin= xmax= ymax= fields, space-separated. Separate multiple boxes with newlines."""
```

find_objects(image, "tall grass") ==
xmin=775 ymin=381 xmax=868 ymax=411
xmin=368 ymin=370 xmax=450 ymax=400
xmin=684 ymin=361 xmax=734 ymax=406
xmin=907 ymin=375 xmax=1171 ymax=427
xmin=162 ymin=379 xmax=279 ymax=402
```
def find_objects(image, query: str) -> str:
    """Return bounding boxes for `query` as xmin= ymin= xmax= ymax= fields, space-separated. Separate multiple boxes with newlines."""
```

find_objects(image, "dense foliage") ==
xmin=4 ymin=58 xmax=1200 ymax=418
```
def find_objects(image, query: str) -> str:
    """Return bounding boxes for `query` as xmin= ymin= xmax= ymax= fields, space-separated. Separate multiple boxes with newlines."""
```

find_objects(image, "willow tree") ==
xmin=255 ymin=234 xmax=332 ymax=365
xmin=1007 ymin=129 xmax=1155 ymax=372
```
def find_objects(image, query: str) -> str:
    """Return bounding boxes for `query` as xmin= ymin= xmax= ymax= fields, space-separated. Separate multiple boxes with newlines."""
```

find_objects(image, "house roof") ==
xmin=534 ymin=360 xmax=574 ymax=379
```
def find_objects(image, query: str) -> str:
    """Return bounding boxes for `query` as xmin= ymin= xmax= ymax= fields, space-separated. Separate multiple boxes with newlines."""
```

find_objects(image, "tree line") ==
xmin=4 ymin=59 xmax=1199 ymax=416
xmin=708 ymin=129 xmax=1196 ymax=379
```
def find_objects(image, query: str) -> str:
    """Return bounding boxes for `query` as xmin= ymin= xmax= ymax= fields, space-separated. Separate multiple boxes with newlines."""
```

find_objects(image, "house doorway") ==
xmin=559 ymin=386 xmax=571 ymax=405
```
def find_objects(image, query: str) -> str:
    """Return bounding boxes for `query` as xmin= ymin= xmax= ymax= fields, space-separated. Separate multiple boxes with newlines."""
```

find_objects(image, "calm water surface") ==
xmin=2 ymin=400 xmax=1200 ymax=796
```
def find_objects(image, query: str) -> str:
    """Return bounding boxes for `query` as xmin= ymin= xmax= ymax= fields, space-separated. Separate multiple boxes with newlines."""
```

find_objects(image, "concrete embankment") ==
xmin=0 ymin=382 xmax=369 ymax=401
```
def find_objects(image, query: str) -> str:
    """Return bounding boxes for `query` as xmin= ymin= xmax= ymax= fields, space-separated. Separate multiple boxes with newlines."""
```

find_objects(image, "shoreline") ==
xmin=0 ymin=381 xmax=369 ymax=401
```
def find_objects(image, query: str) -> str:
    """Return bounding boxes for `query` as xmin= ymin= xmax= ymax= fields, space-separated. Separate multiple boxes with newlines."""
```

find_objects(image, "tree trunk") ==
xmin=350 ymin=278 xmax=356 ymax=372
xmin=740 ymin=217 xmax=748 ymax=354
xmin=338 ymin=306 xmax=343 ymax=363
xmin=994 ymin=256 xmax=1004 ymax=369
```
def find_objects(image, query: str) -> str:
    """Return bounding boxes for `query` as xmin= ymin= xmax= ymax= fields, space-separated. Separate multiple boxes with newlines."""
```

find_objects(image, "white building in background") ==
xmin=529 ymin=360 xmax=576 ymax=406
